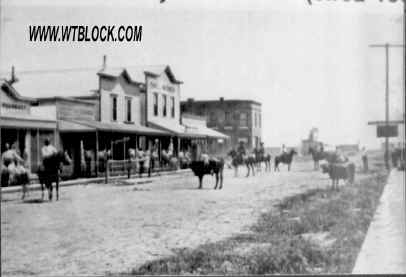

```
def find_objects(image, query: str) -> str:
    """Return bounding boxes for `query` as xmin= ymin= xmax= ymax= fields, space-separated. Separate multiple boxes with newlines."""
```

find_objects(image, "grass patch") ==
xmin=128 ymin=167 xmax=388 ymax=275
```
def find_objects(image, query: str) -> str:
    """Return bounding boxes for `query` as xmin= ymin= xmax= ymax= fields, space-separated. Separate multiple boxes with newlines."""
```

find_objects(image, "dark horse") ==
xmin=228 ymin=150 xmax=256 ymax=177
xmin=308 ymin=147 xmax=337 ymax=170
xmin=274 ymin=149 xmax=297 ymax=171
xmin=255 ymin=152 xmax=272 ymax=172
xmin=189 ymin=158 xmax=224 ymax=189
xmin=38 ymin=151 xmax=71 ymax=201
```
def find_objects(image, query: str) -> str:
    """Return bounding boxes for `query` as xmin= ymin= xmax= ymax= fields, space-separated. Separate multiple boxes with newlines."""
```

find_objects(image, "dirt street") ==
xmin=2 ymin=160 xmax=339 ymax=275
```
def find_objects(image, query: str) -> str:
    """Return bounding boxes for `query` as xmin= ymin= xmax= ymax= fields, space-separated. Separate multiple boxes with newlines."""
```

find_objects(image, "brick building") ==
xmin=181 ymin=97 xmax=262 ymax=150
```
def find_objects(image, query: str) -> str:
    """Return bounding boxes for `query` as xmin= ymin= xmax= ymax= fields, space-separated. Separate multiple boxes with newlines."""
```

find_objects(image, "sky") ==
xmin=0 ymin=0 xmax=404 ymax=148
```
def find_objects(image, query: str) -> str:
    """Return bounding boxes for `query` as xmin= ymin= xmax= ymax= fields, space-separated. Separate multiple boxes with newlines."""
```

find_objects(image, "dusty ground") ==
xmin=1 ymin=158 xmax=361 ymax=276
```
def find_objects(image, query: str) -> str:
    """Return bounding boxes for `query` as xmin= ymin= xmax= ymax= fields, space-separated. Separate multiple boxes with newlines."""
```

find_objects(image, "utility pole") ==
xmin=369 ymin=43 xmax=404 ymax=169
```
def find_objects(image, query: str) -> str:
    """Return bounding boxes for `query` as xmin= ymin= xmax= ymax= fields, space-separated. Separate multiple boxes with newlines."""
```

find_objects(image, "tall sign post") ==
xmin=369 ymin=43 xmax=404 ymax=169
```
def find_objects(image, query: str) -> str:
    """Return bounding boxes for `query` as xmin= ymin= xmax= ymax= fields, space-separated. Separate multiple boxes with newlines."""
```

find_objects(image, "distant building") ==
xmin=300 ymin=139 xmax=322 ymax=156
xmin=181 ymin=97 xmax=262 ymax=150
xmin=336 ymin=144 xmax=359 ymax=153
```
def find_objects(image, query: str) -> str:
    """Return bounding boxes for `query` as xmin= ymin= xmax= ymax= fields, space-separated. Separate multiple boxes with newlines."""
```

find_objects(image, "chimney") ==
xmin=8 ymin=66 xmax=19 ymax=85
xmin=187 ymin=98 xmax=194 ymax=103
xmin=219 ymin=97 xmax=224 ymax=102
xmin=102 ymin=55 xmax=107 ymax=69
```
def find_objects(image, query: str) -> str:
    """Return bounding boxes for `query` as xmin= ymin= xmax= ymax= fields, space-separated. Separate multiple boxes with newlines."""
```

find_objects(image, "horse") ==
xmin=274 ymin=149 xmax=297 ymax=171
xmin=189 ymin=157 xmax=224 ymax=189
xmin=321 ymin=162 xmax=355 ymax=190
xmin=254 ymin=151 xmax=272 ymax=172
xmin=308 ymin=147 xmax=337 ymax=170
xmin=228 ymin=149 xmax=256 ymax=177
xmin=38 ymin=150 xmax=71 ymax=201
xmin=6 ymin=162 xmax=30 ymax=199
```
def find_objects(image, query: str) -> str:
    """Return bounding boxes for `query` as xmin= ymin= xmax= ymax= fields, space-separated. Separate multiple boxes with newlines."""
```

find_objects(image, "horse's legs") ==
xmin=48 ymin=181 xmax=52 ymax=201
xmin=252 ymin=164 xmax=255 ymax=176
xmin=214 ymin=173 xmax=218 ymax=190
xmin=234 ymin=165 xmax=238 ymax=177
xmin=21 ymin=183 xmax=26 ymax=200
xmin=219 ymin=169 xmax=223 ymax=189
xmin=56 ymin=178 xmax=59 ymax=201
xmin=246 ymin=163 xmax=250 ymax=177
xmin=41 ymin=182 xmax=44 ymax=200
xmin=198 ymin=175 xmax=203 ymax=189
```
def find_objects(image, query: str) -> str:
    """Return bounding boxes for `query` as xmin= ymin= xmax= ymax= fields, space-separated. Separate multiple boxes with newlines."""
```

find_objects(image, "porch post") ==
xmin=177 ymin=136 xmax=180 ymax=157
xmin=95 ymin=131 xmax=99 ymax=177
xmin=24 ymin=131 xmax=31 ymax=172
xmin=36 ymin=128 xmax=40 ymax=169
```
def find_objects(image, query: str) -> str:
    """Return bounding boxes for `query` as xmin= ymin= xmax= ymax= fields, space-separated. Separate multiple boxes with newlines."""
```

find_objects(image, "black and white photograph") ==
xmin=0 ymin=0 xmax=405 ymax=275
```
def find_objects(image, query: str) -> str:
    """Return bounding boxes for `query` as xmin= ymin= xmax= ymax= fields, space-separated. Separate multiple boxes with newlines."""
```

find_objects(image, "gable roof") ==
xmin=1 ymin=79 xmax=37 ymax=103
xmin=98 ymin=65 xmax=183 ymax=85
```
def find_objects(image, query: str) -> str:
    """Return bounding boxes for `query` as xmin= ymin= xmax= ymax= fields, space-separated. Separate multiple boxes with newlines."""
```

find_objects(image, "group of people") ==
xmin=1 ymin=138 xmax=57 ymax=187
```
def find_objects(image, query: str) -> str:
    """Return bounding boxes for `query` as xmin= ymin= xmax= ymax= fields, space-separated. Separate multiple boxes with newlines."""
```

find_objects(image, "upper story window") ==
xmin=126 ymin=97 xmax=132 ymax=122
xmin=239 ymin=112 xmax=248 ymax=127
xmin=259 ymin=113 xmax=261 ymax=128
xmin=163 ymin=94 xmax=167 ymax=117
xmin=218 ymin=111 xmax=225 ymax=124
xmin=171 ymin=96 xmax=175 ymax=118
xmin=111 ymin=94 xmax=117 ymax=122
xmin=225 ymin=111 xmax=232 ymax=125
xmin=254 ymin=112 xmax=257 ymax=127
xmin=209 ymin=111 xmax=217 ymax=125
xmin=153 ymin=93 xmax=158 ymax=116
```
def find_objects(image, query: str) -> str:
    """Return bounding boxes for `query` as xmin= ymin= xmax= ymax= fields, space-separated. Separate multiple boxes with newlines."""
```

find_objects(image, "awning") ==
xmin=183 ymin=124 xmax=229 ymax=139
xmin=148 ymin=120 xmax=205 ymax=138
xmin=0 ymin=115 xmax=56 ymax=130
xmin=368 ymin=120 xmax=404 ymax=126
xmin=59 ymin=119 xmax=169 ymax=136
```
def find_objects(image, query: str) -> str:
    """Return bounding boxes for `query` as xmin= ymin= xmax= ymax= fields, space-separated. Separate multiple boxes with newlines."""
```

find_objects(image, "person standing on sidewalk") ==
xmin=361 ymin=147 xmax=368 ymax=173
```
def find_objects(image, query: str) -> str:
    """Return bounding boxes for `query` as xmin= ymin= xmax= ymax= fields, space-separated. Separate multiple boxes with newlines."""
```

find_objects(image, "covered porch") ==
xmin=58 ymin=119 xmax=170 ymax=178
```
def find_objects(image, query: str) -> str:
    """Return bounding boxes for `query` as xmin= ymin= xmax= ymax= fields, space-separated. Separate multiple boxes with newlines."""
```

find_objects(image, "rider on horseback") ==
xmin=237 ymin=141 xmax=246 ymax=157
xmin=259 ymin=142 xmax=265 ymax=159
xmin=1 ymin=143 xmax=24 ymax=187
xmin=41 ymin=138 xmax=57 ymax=170
xmin=281 ymin=144 xmax=287 ymax=154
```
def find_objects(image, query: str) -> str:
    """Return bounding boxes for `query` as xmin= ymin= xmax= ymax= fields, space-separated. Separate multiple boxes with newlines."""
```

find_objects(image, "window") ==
xmin=225 ymin=111 xmax=232 ymax=125
xmin=240 ymin=112 xmax=248 ymax=127
xmin=171 ymin=96 xmax=175 ymax=118
xmin=153 ymin=93 xmax=158 ymax=116
xmin=259 ymin=113 xmax=261 ymax=128
xmin=209 ymin=112 xmax=217 ymax=125
xmin=111 ymin=94 xmax=117 ymax=121
xmin=163 ymin=95 xmax=167 ymax=117
xmin=254 ymin=113 xmax=257 ymax=127
xmin=126 ymin=97 xmax=132 ymax=122
xmin=218 ymin=111 xmax=225 ymax=124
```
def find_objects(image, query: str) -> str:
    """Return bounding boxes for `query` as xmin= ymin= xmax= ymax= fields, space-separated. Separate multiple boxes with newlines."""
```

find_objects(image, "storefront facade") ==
xmin=0 ymin=80 xmax=57 ymax=182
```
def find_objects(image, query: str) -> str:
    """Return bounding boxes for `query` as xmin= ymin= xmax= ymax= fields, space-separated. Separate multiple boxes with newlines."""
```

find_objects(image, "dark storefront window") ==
xmin=111 ymin=95 xmax=117 ymax=121
xmin=153 ymin=93 xmax=158 ymax=116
